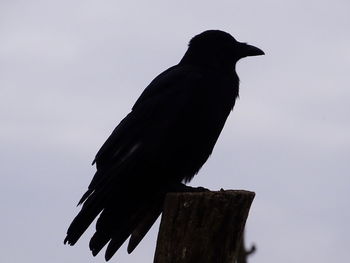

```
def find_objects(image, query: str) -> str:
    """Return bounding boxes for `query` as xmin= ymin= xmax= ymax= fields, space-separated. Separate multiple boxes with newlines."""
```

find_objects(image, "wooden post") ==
xmin=154 ymin=190 xmax=255 ymax=263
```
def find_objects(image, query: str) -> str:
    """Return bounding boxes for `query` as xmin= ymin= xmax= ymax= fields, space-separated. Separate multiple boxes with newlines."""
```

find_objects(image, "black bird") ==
xmin=64 ymin=30 xmax=264 ymax=261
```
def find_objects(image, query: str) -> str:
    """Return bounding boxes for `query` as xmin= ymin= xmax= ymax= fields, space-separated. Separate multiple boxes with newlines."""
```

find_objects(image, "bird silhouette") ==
xmin=64 ymin=30 xmax=264 ymax=261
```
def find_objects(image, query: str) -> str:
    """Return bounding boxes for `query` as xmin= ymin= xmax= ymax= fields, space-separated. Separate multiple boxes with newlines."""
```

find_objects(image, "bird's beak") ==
xmin=238 ymin=42 xmax=265 ymax=58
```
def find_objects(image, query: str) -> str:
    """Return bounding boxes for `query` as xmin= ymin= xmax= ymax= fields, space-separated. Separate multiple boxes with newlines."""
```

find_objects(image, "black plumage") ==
xmin=64 ymin=30 xmax=264 ymax=261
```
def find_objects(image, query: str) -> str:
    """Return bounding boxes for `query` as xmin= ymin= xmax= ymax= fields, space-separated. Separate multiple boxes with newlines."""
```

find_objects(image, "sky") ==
xmin=1 ymin=0 xmax=349 ymax=262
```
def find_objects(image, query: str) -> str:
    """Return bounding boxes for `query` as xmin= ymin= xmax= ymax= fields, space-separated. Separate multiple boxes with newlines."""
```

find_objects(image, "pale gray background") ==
xmin=1 ymin=0 xmax=349 ymax=262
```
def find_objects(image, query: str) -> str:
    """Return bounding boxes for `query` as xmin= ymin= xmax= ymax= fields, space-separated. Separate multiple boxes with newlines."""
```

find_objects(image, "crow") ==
xmin=64 ymin=30 xmax=264 ymax=261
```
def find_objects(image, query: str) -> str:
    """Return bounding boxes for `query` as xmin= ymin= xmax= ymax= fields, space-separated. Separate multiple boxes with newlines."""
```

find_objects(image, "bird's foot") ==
xmin=168 ymin=182 xmax=210 ymax=193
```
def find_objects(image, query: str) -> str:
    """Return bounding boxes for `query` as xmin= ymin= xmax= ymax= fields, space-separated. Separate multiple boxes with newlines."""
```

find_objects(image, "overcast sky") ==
xmin=1 ymin=0 xmax=349 ymax=262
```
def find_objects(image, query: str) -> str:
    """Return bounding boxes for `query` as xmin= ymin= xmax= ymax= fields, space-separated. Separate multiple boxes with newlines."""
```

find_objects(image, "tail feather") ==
xmin=64 ymin=192 xmax=104 ymax=245
xmin=77 ymin=189 xmax=94 ymax=206
xmin=105 ymin=226 xmax=134 ymax=261
xmin=89 ymin=232 xmax=111 ymax=256
xmin=65 ymin=171 xmax=167 ymax=259
xmin=89 ymin=207 xmax=118 ymax=256
xmin=127 ymin=199 xmax=163 ymax=253
xmin=104 ymin=208 xmax=144 ymax=261
xmin=105 ymin=192 xmax=166 ymax=259
xmin=89 ymin=195 xmax=139 ymax=258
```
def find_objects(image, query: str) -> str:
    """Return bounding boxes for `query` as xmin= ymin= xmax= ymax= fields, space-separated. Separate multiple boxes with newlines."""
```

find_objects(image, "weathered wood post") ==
xmin=154 ymin=190 xmax=255 ymax=263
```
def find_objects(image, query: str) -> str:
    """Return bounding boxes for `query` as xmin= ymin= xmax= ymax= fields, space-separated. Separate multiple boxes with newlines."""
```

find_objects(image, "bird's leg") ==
xmin=167 ymin=182 xmax=210 ymax=193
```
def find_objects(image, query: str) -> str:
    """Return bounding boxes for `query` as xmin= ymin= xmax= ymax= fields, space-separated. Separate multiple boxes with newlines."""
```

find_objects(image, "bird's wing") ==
xmin=85 ymin=65 xmax=203 ymax=194
xmin=65 ymin=64 xmax=207 ymax=259
xmin=90 ymin=65 xmax=188 ymax=170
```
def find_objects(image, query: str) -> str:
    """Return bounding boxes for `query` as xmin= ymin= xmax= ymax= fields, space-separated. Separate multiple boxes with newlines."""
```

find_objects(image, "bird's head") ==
xmin=181 ymin=30 xmax=264 ymax=70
